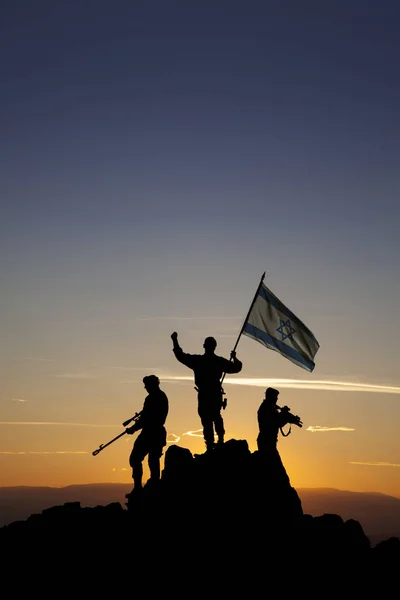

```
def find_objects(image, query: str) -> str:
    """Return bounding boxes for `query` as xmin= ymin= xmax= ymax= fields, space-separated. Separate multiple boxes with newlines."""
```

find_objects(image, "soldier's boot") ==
xmin=205 ymin=439 xmax=215 ymax=453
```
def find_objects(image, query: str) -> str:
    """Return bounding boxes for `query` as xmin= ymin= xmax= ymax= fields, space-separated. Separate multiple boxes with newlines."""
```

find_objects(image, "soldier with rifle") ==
xmin=257 ymin=387 xmax=303 ymax=453
xmin=92 ymin=374 xmax=169 ymax=494
xmin=255 ymin=387 xmax=304 ymax=520
xmin=126 ymin=374 xmax=169 ymax=493
xmin=257 ymin=387 xmax=302 ymax=486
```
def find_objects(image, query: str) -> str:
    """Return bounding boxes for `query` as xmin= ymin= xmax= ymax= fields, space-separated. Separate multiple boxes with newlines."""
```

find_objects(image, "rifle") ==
xmin=277 ymin=404 xmax=303 ymax=428
xmin=277 ymin=404 xmax=303 ymax=436
xmin=92 ymin=411 xmax=142 ymax=456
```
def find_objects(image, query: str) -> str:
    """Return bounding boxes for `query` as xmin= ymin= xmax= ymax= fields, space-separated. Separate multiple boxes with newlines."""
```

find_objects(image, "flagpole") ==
xmin=220 ymin=271 xmax=266 ymax=386
xmin=232 ymin=270 xmax=266 ymax=353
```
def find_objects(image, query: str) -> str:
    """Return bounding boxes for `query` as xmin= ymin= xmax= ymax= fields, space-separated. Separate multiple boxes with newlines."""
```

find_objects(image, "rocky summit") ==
xmin=1 ymin=439 xmax=399 ymax=591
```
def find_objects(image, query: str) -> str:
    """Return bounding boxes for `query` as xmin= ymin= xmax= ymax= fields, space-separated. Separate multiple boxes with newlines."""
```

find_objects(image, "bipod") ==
xmin=92 ymin=411 xmax=142 ymax=456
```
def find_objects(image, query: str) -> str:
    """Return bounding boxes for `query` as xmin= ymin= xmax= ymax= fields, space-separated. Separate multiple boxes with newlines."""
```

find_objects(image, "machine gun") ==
xmin=277 ymin=404 xmax=303 ymax=436
xmin=92 ymin=411 xmax=142 ymax=456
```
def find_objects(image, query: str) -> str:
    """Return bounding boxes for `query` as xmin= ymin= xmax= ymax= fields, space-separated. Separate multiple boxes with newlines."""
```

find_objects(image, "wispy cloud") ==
xmin=0 ymin=421 xmax=118 ymax=427
xmin=108 ymin=365 xmax=164 ymax=384
xmin=136 ymin=316 xmax=240 ymax=321
xmin=307 ymin=426 xmax=355 ymax=432
xmin=168 ymin=426 xmax=355 ymax=439
xmin=108 ymin=366 xmax=160 ymax=371
xmin=159 ymin=379 xmax=194 ymax=387
xmin=167 ymin=433 xmax=182 ymax=444
xmin=21 ymin=357 xmax=55 ymax=362
xmin=55 ymin=372 xmax=95 ymax=379
xmin=11 ymin=398 xmax=27 ymax=403
xmin=182 ymin=429 xmax=204 ymax=438
xmin=164 ymin=375 xmax=400 ymax=395
xmin=350 ymin=461 xmax=400 ymax=468
xmin=0 ymin=451 xmax=88 ymax=455
xmin=214 ymin=333 xmax=237 ymax=338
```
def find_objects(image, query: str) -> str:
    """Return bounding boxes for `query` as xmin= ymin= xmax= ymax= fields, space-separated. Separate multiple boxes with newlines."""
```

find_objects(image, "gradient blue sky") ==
xmin=1 ymin=1 xmax=400 ymax=494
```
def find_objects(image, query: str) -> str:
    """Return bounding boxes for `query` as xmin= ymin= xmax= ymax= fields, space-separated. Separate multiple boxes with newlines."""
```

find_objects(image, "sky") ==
xmin=1 ymin=0 xmax=400 ymax=496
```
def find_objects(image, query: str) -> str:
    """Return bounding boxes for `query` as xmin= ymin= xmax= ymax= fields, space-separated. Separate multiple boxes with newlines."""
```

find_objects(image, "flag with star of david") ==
xmin=242 ymin=281 xmax=320 ymax=372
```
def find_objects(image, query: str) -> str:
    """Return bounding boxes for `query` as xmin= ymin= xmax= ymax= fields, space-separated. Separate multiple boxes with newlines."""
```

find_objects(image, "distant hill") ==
xmin=0 ymin=483 xmax=132 ymax=528
xmin=1 ymin=482 xmax=400 ymax=544
xmin=298 ymin=487 xmax=400 ymax=545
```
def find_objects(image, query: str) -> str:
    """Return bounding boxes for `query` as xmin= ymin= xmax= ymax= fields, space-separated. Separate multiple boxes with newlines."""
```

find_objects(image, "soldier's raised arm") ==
xmin=171 ymin=331 xmax=179 ymax=348
xmin=225 ymin=350 xmax=243 ymax=373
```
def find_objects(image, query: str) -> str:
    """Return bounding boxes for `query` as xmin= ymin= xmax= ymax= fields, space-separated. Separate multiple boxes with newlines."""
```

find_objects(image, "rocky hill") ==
xmin=1 ymin=439 xmax=399 ymax=590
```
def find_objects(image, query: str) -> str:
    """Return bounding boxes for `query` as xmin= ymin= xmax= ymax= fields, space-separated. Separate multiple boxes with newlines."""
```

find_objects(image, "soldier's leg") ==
xmin=129 ymin=452 xmax=143 ymax=488
xmin=148 ymin=450 xmax=161 ymax=481
xmin=147 ymin=428 xmax=166 ymax=482
xmin=198 ymin=404 xmax=215 ymax=451
xmin=214 ymin=409 xmax=225 ymax=445
xmin=129 ymin=434 xmax=147 ymax=488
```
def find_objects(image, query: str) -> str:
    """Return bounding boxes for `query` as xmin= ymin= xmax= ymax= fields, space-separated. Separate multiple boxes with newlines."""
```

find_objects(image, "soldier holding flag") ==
xmin=171 ymin=332 xmax=242 ymax=452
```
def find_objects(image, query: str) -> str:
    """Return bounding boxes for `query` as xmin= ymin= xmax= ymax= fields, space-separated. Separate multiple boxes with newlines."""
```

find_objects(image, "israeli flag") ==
xmin=243 ymin=282 xmax=320 ymax=372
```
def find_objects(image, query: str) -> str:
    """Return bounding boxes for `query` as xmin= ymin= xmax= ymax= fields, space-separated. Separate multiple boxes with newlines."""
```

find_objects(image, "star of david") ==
xmin=276 ymin=319 xmax=296 ymax=342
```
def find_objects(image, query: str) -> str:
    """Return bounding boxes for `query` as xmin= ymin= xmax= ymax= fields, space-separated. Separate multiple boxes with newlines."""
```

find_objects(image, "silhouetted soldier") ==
xmin=257 ymin=387 xmax=302 ymax=483
xmin=126 ymin=375 xmax=169 ymax=492
xmin=171 ymin=331 xmax=243 ymax=452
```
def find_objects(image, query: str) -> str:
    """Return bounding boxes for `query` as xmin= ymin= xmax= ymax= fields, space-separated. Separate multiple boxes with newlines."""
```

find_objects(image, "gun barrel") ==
xmin=92 ymin=430 xmax=127 ymax=457
xmin=93 ymin=412 xmax=142 ymax=457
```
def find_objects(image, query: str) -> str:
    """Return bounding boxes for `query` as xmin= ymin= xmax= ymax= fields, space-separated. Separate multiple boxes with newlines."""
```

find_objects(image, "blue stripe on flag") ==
xmin=243 ymin=322 xmax=316 ymax=372
xmin=258 ymin=284 xmax=319 ymax=346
